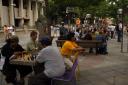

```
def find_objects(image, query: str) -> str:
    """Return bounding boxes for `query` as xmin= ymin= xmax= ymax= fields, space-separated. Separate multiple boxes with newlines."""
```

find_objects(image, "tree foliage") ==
xmin=46 ymin=0 xmax=103 ymax=17
xmin=45 ymin=0 xmax=128 ymax=23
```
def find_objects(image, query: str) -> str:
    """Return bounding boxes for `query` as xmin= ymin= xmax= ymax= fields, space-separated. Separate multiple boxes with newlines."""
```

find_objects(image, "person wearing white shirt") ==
xmin=29 ymin=37 xmax=65 ymax=85
xmin=108 ymin=24 xmax=115 ymax=39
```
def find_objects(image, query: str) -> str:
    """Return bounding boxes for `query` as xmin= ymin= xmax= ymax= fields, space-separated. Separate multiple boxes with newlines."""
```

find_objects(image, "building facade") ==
xmin=0 ymin=0 xmax=45 ymax=28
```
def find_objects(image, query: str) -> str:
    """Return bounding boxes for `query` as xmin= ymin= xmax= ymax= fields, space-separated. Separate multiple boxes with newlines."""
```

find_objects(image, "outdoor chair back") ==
xmin=51 ymin=58 xmax=78 ymax=85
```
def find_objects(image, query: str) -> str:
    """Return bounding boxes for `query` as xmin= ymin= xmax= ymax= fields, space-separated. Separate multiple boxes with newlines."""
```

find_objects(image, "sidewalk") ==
xmin=77 ymin=38 xmax=128 ymax=85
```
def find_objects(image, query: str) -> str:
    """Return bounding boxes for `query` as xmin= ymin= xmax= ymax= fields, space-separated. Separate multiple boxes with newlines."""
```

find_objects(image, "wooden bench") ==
xmin=56 ymin=40 xmax=103 ymax=54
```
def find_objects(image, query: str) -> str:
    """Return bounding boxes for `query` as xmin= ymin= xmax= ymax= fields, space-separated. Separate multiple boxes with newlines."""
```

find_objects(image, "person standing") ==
xmin=59 ymin=22 xmax=68 ymax=40
xmin=116 ymin=22 xmax=122 ymax=42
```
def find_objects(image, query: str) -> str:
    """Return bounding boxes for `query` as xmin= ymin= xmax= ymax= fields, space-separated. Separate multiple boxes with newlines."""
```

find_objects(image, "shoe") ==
xmin=103 ymin=52 xmax=108 ymax=55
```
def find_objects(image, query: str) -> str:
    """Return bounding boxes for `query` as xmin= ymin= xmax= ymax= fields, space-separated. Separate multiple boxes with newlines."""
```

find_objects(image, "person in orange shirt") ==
xmin=61 ymin=32 xmax=84 ymax=69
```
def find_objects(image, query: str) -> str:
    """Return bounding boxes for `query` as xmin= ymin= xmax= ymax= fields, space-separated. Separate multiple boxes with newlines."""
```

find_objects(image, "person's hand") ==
xmin=13 ymin=52 xmax=22 ymax=55
xmin=32 ymin=47 xmax=38 ymax=51
xmin=78 ymin=47 xmax=85 ymax=51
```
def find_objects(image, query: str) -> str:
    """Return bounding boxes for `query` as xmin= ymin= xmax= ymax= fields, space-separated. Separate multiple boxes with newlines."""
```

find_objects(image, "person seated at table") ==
xmin=1 ymin=35 xmax=32 ymax=85
xmin=29 ymin=36 xmax=65 ymax=85
xmin=96 ymin=31 xmax=108 ymax=54
xmin=26 ymin=30 xmax=41 ymax=55
xmin=61 ymin=32 xmax=84 ymax=69
xmin=83 ymin=31 xmax=94 ymax=53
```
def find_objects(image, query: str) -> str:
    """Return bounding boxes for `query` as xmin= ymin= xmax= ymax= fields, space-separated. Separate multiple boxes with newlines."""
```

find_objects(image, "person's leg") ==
xmin=96 ymin=47 xmax=99 ymax=54
xmin=33 ymin=63 xmax=45 ymax=75
xmin=117 ymin=31 xmax=121 ymax=42
xmin=99 ymin=47 xmax=103 ymax=54
xmin=5 ymin=74 xmax=17 ymax=85
xmin=102 ymin=44 xmax=108 ymax=54
xmin=29 ymin=72 xmax=51 ymax=85
xmin=17 ymin=65 xmax=32 ymax=78
xmin=104 ymin=44 xmax=108 ymax=54
xmin=64 ymin=57 xmax=73 ymax=69
xmin=17 ymin=65 xmax=32 ymax=85
xmin=89 ymin=48 xmax=93 ymax=53
xmin=4 ymin=66 xmax=17 ymax=85
xmin=111 ymin=31 xmax=114 ymax=39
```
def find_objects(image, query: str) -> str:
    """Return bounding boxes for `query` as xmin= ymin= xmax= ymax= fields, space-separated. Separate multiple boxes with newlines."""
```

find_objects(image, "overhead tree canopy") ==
xmin=45 ymin=0 xmax=128 ymax=24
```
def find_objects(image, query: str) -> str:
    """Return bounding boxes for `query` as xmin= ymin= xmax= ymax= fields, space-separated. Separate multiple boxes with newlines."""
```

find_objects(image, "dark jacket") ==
xmin=1 ymin=43 xmax=24 ymax=75
xmin=1 ymin=42 xmax=32 ymax=84
xmin=59 ymin=26 xmax=68 ymax=39
xmin=84 ymin=33 xmax=92 ymax=40
xmin=1 ymin=43 xmax=24 ymax=64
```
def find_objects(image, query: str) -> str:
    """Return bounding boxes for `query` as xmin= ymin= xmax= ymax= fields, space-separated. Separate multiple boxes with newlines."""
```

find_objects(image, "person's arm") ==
xmin=71 ymin=42 xmax=85 ymax=52
xmin=72 ymin=47 xmax=85 ymax=52
xmin=35 ymin=50 xmax=46 ymax=63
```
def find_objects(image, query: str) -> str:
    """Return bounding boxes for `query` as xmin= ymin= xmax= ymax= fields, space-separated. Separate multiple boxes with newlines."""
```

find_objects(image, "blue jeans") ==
xmin=117 ymin=31 xmax=122 ymax=42
xmin=96 ymin=44 xmax=107 ymax=54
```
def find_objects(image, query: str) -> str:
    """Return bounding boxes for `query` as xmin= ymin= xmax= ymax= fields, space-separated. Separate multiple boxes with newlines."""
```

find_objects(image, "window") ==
xmin=2 ymin=0 xmax=9 ymax=6
xmin=13 ymin=0 xmax=19 ymax=8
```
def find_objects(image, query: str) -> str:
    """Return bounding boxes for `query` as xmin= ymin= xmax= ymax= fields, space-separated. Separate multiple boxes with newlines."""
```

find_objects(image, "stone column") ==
xmin=0 ymin=0 xmax=3 ymax=26
xmin=40 ymin=4 xmax=44 ymax=16
xmin=27 ymin=0 xmax=31 ymax=26
xmin=9 ymin=0 xmax=15 ymax=26
xmin=40 ymin=0 xmax=45 ymax=16
xmin=34 ymin=1 xmax=38 ymax=22
xmin=19 ymin=0 xmax=24 ymax=27
xmin=27 ymin=0 xmax=31 ymax=19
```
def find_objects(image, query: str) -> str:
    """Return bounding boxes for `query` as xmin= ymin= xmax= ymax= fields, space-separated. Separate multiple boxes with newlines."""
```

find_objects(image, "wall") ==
xmin=30 ymin=10 xmax=34 ymax=26
xmin=2 ymin=6 xmax=9 ymax=26
xmin=1 ymin=0 xmax=44 ymax=27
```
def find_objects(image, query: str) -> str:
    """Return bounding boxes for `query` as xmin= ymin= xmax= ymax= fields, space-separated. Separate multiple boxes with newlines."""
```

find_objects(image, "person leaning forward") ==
xmin=61 ymin=32 xmax=84 ymax=69
xmin=29 ymin=36 xmax=65 ymax=85
xmin=1 ymin=35 xmax=32 ymax=85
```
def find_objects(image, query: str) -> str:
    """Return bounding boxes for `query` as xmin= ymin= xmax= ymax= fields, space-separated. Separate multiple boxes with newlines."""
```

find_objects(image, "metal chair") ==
xmin=51 ymin=58 xmax=78 ymax=85
xmin=0 ymin=57 xmax=5 ymax=85
xmin=0 ymin=69 xmax=3 ymax=85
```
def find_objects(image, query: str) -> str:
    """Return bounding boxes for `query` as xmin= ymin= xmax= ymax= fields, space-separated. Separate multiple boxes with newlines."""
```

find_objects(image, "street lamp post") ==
xmin=117 ymin=8 xmax=123 ymax=52
xmin=117 ymin=0 xmax=124 ymax=52
xmin=121 ymin=0 xmax=124 ymax=53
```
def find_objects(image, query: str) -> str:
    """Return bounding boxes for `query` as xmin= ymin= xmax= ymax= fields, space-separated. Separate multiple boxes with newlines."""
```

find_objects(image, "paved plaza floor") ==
xmin=77 ymin=38 xmax=128 ymax=85
xmin=0 ymin=30 xmax=128 ymax=85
